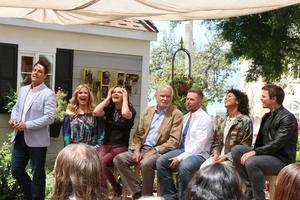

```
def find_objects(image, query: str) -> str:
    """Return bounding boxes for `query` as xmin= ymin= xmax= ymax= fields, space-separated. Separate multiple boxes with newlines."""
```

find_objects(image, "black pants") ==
xmin=11 ymin=132 xmax=47 ymax=200
xmin=232 ymin=145 xmax=285 ymax=200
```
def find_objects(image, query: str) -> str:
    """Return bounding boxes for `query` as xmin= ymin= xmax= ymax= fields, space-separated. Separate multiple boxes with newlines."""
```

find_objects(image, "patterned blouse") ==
xmin=63 ymin=113 xmax=104 ymax=146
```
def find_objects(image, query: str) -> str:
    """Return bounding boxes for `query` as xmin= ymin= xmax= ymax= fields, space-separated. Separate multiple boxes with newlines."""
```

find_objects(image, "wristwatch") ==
xmin=154 ymin=147 xmax=160 ymax=154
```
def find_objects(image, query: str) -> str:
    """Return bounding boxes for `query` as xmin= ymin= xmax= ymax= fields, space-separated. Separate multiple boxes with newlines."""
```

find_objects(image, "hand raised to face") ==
xmin=121 ymin=88 xmax=128 ymax=98
xmin=107 ymin=87 xmax=115 ymax=99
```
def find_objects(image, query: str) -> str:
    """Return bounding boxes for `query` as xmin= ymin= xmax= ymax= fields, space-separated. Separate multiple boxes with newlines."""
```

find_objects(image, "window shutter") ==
xmin=0 ymin=43 xmax=18 ymax=113
xmin=55 ymin=48 xmax=74 ymax=100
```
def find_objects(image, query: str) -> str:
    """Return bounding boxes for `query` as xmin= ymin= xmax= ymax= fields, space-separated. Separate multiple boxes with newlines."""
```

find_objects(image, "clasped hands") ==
xmin=132 ymin=148 xmax=157 ymax=163
xmin=8 ymin=119 xmax=27 ymax=131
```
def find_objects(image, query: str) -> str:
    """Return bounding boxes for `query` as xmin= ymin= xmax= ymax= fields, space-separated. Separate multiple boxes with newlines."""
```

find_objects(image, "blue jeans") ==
xmin=156 ymin=149 xmax=205 ymax=200
xmin=11 ymin=132 xmax=47 ymax=200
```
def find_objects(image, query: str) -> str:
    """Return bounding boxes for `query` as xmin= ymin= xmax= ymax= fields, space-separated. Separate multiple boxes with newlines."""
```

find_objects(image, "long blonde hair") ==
xmin=66 ymin=84 xmax=95 ymax=116
xmin=51 ymin=143 xmax=107 ymax=200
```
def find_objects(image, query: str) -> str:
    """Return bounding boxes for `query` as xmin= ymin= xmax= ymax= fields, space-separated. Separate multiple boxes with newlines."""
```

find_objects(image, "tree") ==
xmin=149 ymin=31 xmax=179 ymax=98
xmin=208 ymin=4 xmax=300 ymax=82
xmin=149 ymin=31 xmax=237 ymax=104
xmin=191 ymin=35 xmax=237 ymax=102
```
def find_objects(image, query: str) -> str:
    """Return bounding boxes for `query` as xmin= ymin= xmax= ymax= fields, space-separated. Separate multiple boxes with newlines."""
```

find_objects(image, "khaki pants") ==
xmin=113 ymin=146 xmax=160 ymax=196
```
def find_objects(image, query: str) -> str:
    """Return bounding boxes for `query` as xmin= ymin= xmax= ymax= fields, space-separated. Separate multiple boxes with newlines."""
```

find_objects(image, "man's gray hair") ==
xmin=156 ymin=84 xmax=174 ymax=98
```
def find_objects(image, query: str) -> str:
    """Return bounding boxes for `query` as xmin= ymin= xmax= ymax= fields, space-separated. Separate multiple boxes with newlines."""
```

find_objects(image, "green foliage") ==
xmin=172 ymin=71 xmax=194 ymax=85
xmin=191 ymin=35 xmax=237 ymax=102
xmin=55 ymin=90 xmax=68 ymax=123
xmin=45 ymin=169 xmax=54 ymax=200
xmin=0 ymin=134 xmax=24 ymax=200
xmin=150 ymin=31 xmax=237 ymax=104
xmin=296 ymin=134 xmax=300 ymax=163
xmin=172 ymin=93 xmax=187 ymax=114
xmin=169 ymin=21 xmax=182 ymax=30
xmin=4 ymin=89 xmax=17 ymax=113
xmin=207 ymin=4 xmax=300 ymax=82
xmin=172 ymin=92 xmax=208 ymax=114
xmin=0 ymin=132 xmax=55 ymax=199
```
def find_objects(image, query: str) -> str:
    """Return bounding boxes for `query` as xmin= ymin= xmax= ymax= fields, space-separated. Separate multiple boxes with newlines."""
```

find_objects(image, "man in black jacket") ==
xmin=232 ymin=84 xmax=298 ymax=200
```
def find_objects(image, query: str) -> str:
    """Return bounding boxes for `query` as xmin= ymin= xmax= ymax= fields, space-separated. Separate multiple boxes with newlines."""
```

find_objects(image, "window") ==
xmin=18 ymin=52 xmax=55 ymax=90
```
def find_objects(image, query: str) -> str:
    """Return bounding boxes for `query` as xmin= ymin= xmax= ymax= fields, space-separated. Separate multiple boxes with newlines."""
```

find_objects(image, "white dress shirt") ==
xmin=21 ymin=84 xmax=43 ymax=122
xmin=176 ymin=107 xmax=214 ymax=161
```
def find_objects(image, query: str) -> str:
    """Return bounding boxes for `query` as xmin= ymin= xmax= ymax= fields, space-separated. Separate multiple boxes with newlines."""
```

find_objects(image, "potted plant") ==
xmin=50 ymin=89 xmax=68 ymax=138
xmin=172 ymin=92 xmax=187 ymax=114
xmin=171 ymin=73 xmax=193 ymax=96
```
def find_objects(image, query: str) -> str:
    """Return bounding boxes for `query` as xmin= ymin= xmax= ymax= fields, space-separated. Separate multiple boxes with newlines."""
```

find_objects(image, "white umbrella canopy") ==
xmin=0 ymin=0 xmax=299 ymax=24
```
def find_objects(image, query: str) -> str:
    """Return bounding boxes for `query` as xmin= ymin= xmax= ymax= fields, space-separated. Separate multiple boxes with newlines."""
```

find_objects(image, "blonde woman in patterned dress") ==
xmin=63 ymin=84 xmax=104 ymax=147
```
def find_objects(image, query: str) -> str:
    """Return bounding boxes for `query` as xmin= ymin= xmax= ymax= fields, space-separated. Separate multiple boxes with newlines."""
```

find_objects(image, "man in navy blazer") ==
xmin=9 ymin=57 xmax=56 ymax=200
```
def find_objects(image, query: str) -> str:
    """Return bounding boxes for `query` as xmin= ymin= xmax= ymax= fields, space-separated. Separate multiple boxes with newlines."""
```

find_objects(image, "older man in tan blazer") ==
xmin=114 ymin=84 xmax=183 ymax=199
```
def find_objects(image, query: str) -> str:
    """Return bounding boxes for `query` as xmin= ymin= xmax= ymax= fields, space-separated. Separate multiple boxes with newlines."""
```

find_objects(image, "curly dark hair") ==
xmin=227 ymin=89 xmax=250 ymax=116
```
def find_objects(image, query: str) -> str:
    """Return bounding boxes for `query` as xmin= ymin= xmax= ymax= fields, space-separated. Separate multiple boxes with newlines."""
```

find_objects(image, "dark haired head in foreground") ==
xmin=185 ymin=163 xmax=245 ymax=200
xmin=51 ymin=143 xmax=108 ymax=200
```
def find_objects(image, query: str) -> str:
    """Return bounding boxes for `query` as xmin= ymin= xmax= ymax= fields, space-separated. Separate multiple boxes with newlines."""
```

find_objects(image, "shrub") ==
xmin=45 ymin=169 xmax=54 ymax=200
xmin=0 ymin=133 xmax=55 ymax=200
xmin=55 ymin=89 xmax=68 ymax=123
xmin=3 ymin=89 xmax=17 ymax=113
xmin=0 ymin=136 xmax=23 ymax=200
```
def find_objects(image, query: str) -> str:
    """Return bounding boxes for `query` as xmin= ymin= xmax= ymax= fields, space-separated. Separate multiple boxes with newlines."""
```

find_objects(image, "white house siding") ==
xmin=73 ymin=50 xmax=142 ymax=145
xmin=0 ymin=19 xmax=156 ymax=165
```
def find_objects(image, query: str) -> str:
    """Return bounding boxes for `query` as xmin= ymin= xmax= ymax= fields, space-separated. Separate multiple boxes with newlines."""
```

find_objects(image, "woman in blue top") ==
xmin=63 ymin=84 xmax=104 ymax=147
xmin=94 ymin=86 xmax=136 ymax=197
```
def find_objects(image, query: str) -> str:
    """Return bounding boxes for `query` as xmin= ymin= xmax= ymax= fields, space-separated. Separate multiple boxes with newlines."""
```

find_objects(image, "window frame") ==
xmin=18 ymin=51 xmax=56 ymax=91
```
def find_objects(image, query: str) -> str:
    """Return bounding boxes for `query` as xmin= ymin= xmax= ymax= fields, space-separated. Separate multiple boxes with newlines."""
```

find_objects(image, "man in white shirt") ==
xmin=156 ymin=88 xmax=214 ymax=200
xmin=9 ymin=57 xmax=56 ymax=200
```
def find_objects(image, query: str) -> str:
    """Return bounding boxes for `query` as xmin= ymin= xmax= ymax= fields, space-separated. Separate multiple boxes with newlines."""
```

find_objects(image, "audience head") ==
xmin=225 ymin=89 xmax=249 ymax=116
xmin=274 ymin=163 xmax=300 ymax=200
xmin=186 ymin=88 xmax=203 ymax=112
xmin=51 ymin=143 xmax=107 ymax=200
xmin=185 ymin=163 xmax=245 ymax=200
xmin=156 ymin=84 xmax=174 ymax=110
xmin=67 ymin=84 xmax=95 ymax=115
xmin=261 ymin=84 xmax=285 ymax=106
